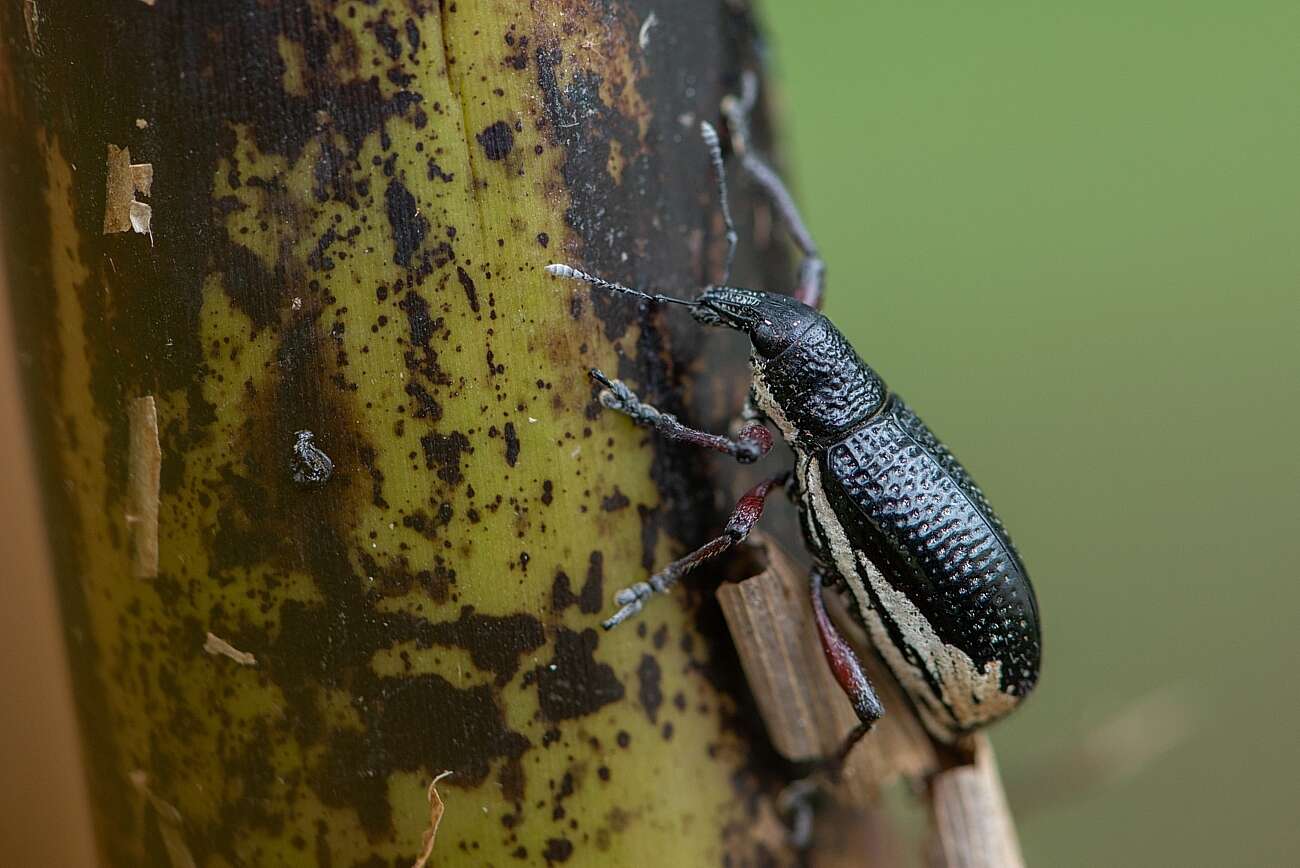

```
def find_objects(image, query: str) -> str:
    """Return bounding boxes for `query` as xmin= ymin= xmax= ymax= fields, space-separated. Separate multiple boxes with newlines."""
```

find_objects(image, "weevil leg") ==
xmin=700 ymin=120 xmax=739 ymax=285
xmin=603 ymin=473 xmax=788 ymax=629
xmin=809 ymin=565 xmax=883 ymax=773
xmin=721 ymin=71 xmax=827 ymax=310
xmin=772 ymin=568 xmax=886 ymax=848
xmin=590 ymin=368 xmax=773 ymax=464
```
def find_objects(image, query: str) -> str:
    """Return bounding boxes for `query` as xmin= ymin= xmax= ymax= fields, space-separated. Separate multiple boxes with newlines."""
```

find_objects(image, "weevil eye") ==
xmin=750 ymin=319 xmax=788 ymax=358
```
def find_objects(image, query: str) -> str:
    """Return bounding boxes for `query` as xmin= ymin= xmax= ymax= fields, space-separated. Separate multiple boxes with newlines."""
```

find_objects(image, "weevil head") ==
xmin=691 ymin=286 xmax=819 ymax=360
xmin=694 ymin=287 xmax=888 ymax=443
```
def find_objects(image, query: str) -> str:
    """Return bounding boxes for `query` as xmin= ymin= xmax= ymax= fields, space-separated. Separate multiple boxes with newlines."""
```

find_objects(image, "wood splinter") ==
xmin=412 ymin=770 xmax=453 ymax=868
xmin=929 ymin=736 xmax=1024 ymax=868
xmin=126 ymin=395 xmax=161 ymax=579
xmin=203 ymin=632 xmax=256 ymax=667
xmin=103 ymin=143 xmax=153 ymax=236
xmin=717 ymin=534 xmax=1024 ymax=866
xmin=129 ymin=769 xmax=197 ymax=868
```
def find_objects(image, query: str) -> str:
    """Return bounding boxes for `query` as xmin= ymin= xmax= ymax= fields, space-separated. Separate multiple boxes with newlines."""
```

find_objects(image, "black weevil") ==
xmin=548 ymin=72 xmax=1041 ymax=762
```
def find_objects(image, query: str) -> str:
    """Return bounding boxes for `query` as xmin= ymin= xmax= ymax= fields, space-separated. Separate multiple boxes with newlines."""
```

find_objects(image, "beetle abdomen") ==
xmin=802 ymin=395 xmax=1040 ymax=739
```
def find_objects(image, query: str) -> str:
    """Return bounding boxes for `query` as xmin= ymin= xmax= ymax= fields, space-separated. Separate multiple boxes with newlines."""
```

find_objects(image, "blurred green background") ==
xmin=763 ymin=2 xmax=1298 ymax=865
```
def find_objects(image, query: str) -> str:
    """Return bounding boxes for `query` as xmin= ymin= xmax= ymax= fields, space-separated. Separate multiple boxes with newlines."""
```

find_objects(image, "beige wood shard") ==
xmin=129 ymin=770 xmax=197 ymax=868
xmin=412 ymin=770 xmax=453 ymax=868
xmin=717 ymin=541 xmax=857 ymax=763
xmin=126 ymin=395 xmax=161 ymax=578
xmin=930 ymin=737 xmax=1025 ymax=868
xmin=203 ymin=632 xmax=256 ymax=666
xmin=23 ymin=0 xmax=41 ymax=52
xmin=103 ymin=144 xmax=153 ymax=235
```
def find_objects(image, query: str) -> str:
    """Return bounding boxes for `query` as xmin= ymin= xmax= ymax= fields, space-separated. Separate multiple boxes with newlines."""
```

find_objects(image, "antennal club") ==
xmin=545 ymin=264 xmax=698 ymax=308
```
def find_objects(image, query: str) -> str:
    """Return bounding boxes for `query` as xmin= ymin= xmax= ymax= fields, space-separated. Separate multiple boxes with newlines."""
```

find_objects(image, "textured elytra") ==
xmin=0 ymin=1 xmax=799 ymax=865
xmin=822 ymin=397 xmax=1041 ymax=705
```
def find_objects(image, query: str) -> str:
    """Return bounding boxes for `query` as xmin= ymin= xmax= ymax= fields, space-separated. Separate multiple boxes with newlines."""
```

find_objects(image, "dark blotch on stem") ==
xmin=456 ymin=265 xmax=481 ymax=314
xmin=504 ymin=421 xmax=520 ymax=467
xmin=637 ymin=654 xmax=663 ymax=724
xmin=384 ymin=180 xmax=429 ymax=268
xmin=550 ymin=553 xmax=602 ymax=615
xmin=420 ymin=431 xmax=472 ymax=484
xmin=423 ymin=606 xmax=546 ymax=686
xmin=543 ymin=837 xmax=574 ymax=864
xmin=530 ymin=628 xmax=624 ymax=721
xmin=476 ymin=120 xmax=515 ymax=160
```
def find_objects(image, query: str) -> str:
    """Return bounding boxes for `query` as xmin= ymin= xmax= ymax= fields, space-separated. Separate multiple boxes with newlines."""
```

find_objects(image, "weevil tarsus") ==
xmin=588 ymin=368 xmax=773 ymax=463
xmin=601 ymin=474 xmax=788 ymax=630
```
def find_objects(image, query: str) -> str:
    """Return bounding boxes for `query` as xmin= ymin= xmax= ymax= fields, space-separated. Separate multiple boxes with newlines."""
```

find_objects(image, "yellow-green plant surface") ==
xmin=0 ymin=1 xmax=798 ymax=864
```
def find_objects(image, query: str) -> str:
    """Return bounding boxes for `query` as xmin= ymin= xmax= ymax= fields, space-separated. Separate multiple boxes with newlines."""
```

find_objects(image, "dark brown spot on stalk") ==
xmin=405 ymin=381 xmax=443 ymax=420
xmin=550 ymin=553 xmax=601 ymax=615
xmin=456 ymin=265 xmax=480 ymax=313
xmin=580 ymin=552 xmax=605 ymax=613
xmin=419 ymin=560 xmax=456 ymax=602
xmin=529 ymin=628 xmax=623 ymax=721
xmin=636 ymin=654 xmax=663 ymax=724
xmin=476 ymin=120 xmax=515 ymax=160
xmin=543 ymin=838 xmax=574 ymax=864
xmin=600 ymin=487 xmax=629 ymax=511
xmin=315 ymin=674 xmax=528 ymax=837
xmin=423 ymin=606 xmax=546 ymax=685
xmin=427 ymin=158 xmax=455 ymax=182
xmin=503 ymin=421 xmax=520 ymax=466
xmin=499 ymin=757 xmax=525 ymax=803
xmin=420 ymin=431 xmax=471 ymax=484
xmin=504 ymin=35 xmax=530 ymax=71
xmin=372 ymin=13 xmax=402 ymax=60
xmin=403 ymin=508 xmax=453 ymax=539
xmin=384 ymin=180 xmax=428 ymax=268
xmin=550 ymin=570 xmax=575 ymax=612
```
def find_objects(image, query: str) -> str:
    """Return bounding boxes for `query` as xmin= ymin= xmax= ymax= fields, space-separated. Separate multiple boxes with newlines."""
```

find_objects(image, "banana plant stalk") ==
xmin=0 ymin=0 xmax=811 ymax=865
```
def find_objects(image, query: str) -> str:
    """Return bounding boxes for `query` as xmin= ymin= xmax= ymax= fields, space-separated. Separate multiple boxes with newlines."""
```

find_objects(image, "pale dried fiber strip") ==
xmin=127 ymin=395 xmax=160 ymax=578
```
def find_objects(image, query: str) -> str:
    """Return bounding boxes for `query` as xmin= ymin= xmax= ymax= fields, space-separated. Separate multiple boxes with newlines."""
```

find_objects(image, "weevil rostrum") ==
xmin=547 ymin=73 xmax=1041 ymax=761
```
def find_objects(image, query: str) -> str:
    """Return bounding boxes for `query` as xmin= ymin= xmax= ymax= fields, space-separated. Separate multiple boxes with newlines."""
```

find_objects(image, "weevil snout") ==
xmin=694 ymin=286 xmax=820 ymax=360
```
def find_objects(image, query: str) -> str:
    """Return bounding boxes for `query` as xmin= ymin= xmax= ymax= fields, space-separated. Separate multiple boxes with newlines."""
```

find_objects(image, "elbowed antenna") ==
xmin=545 ymin=263 xmax=699 ymax=308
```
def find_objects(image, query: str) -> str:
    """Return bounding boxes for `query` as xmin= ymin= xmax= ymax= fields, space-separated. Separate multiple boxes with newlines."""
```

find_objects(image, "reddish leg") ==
xmin=809 ymin=566 xmax=883 ymax=773
xmin=776 ymin=570 xmax=886 ymax=848
xmin=591 ymin=369 xmax=773 ymax=464
xmin=603 ymin=475 xmax=787 ymax=628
